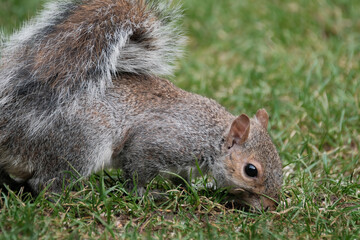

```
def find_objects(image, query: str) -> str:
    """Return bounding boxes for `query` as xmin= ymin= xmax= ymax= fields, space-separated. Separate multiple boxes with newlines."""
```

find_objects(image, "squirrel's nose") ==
xmin=260 ymin=196 xmax=278 ymax=211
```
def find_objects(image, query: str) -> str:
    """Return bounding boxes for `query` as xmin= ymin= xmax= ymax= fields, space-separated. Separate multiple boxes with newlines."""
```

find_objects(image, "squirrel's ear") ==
xmin=226 ymin=114 xmax=250 ymax=148
xmin=256 ymin=108 xmax=269 ymax=129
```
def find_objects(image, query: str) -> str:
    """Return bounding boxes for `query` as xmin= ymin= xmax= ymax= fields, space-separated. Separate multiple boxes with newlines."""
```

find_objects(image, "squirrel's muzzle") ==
xmin=259 ymin=195 xmax=278 ymax=211
xmin=227 ymin=191 xmax=279 ymax=212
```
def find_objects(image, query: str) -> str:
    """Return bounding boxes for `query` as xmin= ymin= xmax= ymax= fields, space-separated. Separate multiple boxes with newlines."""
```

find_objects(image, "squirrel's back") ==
xmin=0 ymin=0 xmax=185 ymax=99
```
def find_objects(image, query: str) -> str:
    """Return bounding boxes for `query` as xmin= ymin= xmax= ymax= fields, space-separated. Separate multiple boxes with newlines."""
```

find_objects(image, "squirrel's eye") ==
xmin=244 ymin=164 xmax=258 ymax=177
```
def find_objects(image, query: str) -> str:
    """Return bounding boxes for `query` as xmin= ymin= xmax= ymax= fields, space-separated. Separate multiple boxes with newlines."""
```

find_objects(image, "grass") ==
xmin=1 ymin=0 xmax=359 ymax=239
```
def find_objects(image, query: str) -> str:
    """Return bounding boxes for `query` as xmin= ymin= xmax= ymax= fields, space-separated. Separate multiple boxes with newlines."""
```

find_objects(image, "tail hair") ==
xmin=0 ymin=30 xmax=6 ymax=55
xmin=0 ymin=0 xmax=185 ymax=95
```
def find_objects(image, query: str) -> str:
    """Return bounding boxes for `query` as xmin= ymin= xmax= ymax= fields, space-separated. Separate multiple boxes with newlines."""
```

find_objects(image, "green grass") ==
xmin=1 ymin=0 xmax=360 ymax=239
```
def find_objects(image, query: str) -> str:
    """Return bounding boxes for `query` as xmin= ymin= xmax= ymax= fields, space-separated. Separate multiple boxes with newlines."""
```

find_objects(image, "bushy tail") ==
xmin=0 ymin=0 xmax=185 ymax=95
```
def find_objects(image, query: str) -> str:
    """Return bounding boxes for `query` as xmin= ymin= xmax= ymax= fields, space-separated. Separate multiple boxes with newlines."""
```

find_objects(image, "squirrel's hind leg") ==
xmin=25 ymin=143 xmax=114 ymax=196
xmin=19 ymin=123 xmax=114 ymax=196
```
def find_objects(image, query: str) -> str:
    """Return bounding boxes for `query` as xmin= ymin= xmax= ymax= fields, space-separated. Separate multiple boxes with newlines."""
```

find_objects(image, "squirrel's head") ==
xmin=218 ymin=109 xmax=282 ymax=211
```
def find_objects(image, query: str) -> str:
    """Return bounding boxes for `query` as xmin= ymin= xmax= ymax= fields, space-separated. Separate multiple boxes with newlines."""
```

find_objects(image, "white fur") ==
xmin=89 ymin=140 xmax=114 ymax=176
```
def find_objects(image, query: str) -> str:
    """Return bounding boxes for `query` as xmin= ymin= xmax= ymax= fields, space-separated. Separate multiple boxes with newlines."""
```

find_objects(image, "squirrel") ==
xmin=0 ymin=0 xmax=282 ymax=211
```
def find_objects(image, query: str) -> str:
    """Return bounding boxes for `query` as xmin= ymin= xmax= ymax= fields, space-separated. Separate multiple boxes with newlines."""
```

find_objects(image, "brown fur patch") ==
xmin=113 ymin=74 xmax=186 ymax=102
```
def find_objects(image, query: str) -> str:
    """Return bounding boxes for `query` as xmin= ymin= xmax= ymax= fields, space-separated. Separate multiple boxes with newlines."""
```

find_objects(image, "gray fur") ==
xmin=0 ymin=0 xmax=282 ymax=210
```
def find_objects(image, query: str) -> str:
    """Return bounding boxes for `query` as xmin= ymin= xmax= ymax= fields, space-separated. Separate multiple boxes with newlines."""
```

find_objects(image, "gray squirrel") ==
xmin=0 ymin=0 xmax=282 ymax=210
